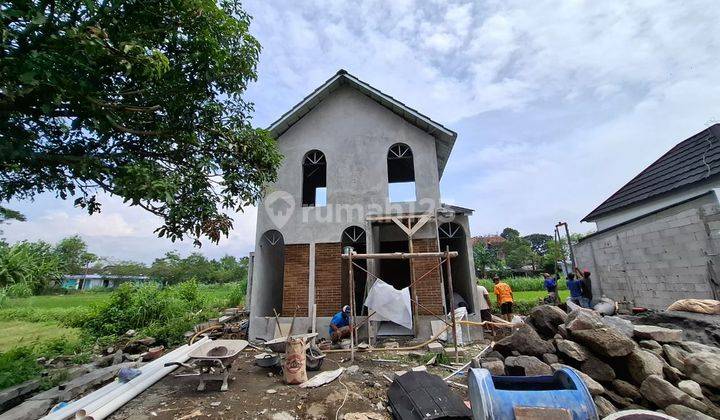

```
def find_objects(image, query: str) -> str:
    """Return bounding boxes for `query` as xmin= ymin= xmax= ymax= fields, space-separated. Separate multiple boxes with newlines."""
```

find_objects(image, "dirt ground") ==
xmin=109 ymin=343 xmax=484 ymax=420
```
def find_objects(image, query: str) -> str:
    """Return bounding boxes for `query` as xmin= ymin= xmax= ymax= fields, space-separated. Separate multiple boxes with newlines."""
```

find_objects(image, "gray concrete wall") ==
xmin=249 ymin=85 xmax=477 ymax=340
xmin=575 ymin=192 xmax=720 ymax=310
xmin=255 ymin=85 xmax=441 ymax=246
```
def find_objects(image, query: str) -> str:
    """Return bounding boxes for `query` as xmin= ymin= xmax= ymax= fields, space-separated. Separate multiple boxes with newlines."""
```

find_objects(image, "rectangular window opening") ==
xmin=315 ymin=187 xmax=327 ymax=207
xmin=389 ymin=181 xmax=417 ymax=203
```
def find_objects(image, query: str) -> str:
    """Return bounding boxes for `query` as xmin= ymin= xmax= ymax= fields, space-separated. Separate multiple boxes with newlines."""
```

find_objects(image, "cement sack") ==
xmin=283 ymin=337 xmax=307 ymax=384
xmin=667 ymin=299 xmax=720 ymax=315
xmin=364 ymin=279 xmax=413 ymax=330
xmin=593 ymin=297 xmax=617 ymax=316
xmin=450 ymin=307 xmax=467 ymax=345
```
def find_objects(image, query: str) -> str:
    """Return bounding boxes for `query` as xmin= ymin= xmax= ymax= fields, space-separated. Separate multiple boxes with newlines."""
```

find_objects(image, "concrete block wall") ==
xmin=412 ymin=238 xmax=445 ymax=315
xmin=575 ymin=193 xmax=720 ymax=310
xmin=282 ymin=244 xmax=309 ymax=315
xmin=314 ymin=242 xmax=344 ymax=316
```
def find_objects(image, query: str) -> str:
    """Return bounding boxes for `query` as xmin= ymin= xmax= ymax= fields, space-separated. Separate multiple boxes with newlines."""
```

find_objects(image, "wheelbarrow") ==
xmin=165 ymin=339 xmax=248 ymax=391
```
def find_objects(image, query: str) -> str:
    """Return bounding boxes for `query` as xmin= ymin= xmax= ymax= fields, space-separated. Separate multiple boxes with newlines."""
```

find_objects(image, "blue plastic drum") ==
xmin=468 ymin=367 xmax=598 ymax=420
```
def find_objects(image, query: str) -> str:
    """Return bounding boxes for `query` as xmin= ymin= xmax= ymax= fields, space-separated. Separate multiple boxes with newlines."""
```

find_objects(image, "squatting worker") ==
xmin=329 ymin=305 xmax=352 ymax=344
xmin=492 ymin=275 xmax=514 ymax=322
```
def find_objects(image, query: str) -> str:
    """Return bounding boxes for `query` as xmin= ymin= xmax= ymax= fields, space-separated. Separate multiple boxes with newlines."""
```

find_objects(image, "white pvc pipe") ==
xmin=42 ymin=337 xmax=210 ymax=420
xmin=43 ymin=342 xmax=195 ymax=420
xmin=80 ymin=338 xmax=209 ymax=420
xmin=84 ymin=339 xmax=208 ymax=420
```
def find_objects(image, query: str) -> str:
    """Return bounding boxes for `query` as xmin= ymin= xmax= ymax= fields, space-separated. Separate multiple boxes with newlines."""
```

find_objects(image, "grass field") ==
xmin=0 ymin=320 xmax=80 ymax=352
xmin=0 ymin=282 xmax=561 ymax=355
xmin=0 ymin=293 xmax=108 ymax=353
xmin=512 ymin=290 xmax=570 ymax=303
xmin=0 ymin=284 xmax=238 ymax=353
xmin=4 ymin=292 xmax=110 ymax=309
xmin=0 ymin=284 xmax=563 ymax=343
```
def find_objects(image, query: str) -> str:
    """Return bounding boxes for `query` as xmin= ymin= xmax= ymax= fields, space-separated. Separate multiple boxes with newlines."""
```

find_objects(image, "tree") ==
xmin=149 ymin=251 xmax=247 ymax=285
xmin=0 ymin=207 xmax=25 ymax=242
xmin=54 ymin=235 xmax=97 ymax=274
xmin=500 ymin=227 xmax=520 ymax=240
xmin=149 ymin=251 xmax=184 ymax=285
xmin=472 ymin=242 xmax=499 ymax=278
xmin=1 ymin=1 xmax=282 ymax=245
xmin=97 ymin=261 xmax=149 ymax=277
xmin=542 ymin=240 xmax=567 ymax=274
xmin=502 ymin=236 xmax=536 ymax=270
xmin=523 ymin=233 xmax=553 ymax=256
xmin=0 ymin=241 xmax=63 ymax=293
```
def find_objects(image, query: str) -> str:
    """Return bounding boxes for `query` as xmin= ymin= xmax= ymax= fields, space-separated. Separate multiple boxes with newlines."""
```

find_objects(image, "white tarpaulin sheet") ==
xmin=364 ymin=279 xmax=413 ymax=330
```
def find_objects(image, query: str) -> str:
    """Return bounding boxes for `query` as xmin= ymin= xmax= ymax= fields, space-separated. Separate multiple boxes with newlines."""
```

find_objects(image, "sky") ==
xmin=4 ymin=0 xmax=720 ymax=263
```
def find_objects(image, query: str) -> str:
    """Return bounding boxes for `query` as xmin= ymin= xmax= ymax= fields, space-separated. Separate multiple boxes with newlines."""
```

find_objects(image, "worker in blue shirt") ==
xmin=329 ymin=305 xmax=352 ymax=343
xmin=566 ymin=273 xmax=585 ymax=307
xmin=543 ymin=273 xmax=559 ymax=304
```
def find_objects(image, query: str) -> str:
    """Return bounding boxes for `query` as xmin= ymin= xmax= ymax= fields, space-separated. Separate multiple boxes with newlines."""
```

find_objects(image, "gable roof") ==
xmin=583 ymin=124 xmax=720 ymax=222
xmin=268 ymin=69 xmax=458 ymax=178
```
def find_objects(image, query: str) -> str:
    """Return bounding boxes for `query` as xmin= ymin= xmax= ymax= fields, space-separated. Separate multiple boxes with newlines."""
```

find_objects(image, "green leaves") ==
xmin=0 ymin=241 xmax=63 ymax=294
xmin=1 ymin=0 xmax=281 ymax=245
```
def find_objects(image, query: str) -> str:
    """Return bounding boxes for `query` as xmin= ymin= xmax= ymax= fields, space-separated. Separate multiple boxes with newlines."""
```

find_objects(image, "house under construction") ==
xmin=247 ymin=70 xmax=479 ymax=341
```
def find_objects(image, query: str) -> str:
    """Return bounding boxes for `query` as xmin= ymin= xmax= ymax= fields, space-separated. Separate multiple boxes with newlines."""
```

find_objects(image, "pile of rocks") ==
xmin=93 ymin=335 xmax=160 ymax=367
xmin=480 ymin=305 xmax=720 ymax=419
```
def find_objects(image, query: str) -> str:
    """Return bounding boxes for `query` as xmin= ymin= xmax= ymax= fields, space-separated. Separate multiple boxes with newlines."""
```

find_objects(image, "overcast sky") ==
xmin=4 ymin=0 xmax=720 ymax=263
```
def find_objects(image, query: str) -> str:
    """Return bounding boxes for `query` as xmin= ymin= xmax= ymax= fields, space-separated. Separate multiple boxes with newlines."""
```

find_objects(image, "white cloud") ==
xmin=242 ymin=0 xmax=720 ymax=239
xmin=3 ymin=193 xmax=258 ymax=263
xmin=6 ymin=0 xmax=720 ymax=260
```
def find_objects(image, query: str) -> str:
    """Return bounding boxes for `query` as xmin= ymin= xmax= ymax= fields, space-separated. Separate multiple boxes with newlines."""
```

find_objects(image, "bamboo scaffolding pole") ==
xmin=348 ymin=252 xmax=356 ymax=362
xmin=349 ymin=258 xmax=448 ymax=332
xmin=408 ymin=220 xmax=419 ymax=335
xmin=444 ymin=246 xmax=459 ymax=363
xmin=341 ymin=251 xmax=458 ymax=260
xmin=339 ymin=249 xmax=459 ymax=349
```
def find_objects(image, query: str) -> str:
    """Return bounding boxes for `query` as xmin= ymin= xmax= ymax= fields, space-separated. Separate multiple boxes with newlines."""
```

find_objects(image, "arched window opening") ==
xmin=387 ymin=143 xmax=416 ymax=202
xmin=438 ymin=222 xmax=474 ymax=312
xmin=302 ymin=150 xmax=326 ymax=207
xmin=341 ymin=226 xmax=368 ymax=315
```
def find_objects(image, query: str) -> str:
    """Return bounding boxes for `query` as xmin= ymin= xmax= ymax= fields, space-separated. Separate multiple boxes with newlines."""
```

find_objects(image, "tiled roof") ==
xmin=473 ymin=235 xmax=506 ymax=247
xmin=583 ymin=124 xmax=720 ymax=221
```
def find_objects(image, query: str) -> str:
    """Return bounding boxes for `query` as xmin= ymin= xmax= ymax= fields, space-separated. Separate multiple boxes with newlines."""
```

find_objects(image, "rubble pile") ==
xmin=483 ymin=305 xmax=720 ymax=419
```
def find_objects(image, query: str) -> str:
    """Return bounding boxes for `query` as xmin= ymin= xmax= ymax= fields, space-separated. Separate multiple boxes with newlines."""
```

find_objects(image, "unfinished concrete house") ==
xmin=576 ymin=124 xmax=720 ymax=309
xmin=247 ymin=70 xmax=478 ymax=341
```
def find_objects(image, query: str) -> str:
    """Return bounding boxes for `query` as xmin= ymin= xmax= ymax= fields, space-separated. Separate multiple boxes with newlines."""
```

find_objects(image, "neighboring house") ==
xmin=248 ymin=70 xmax=478 ymax=340
xmin=576 ymin=124 xmax=720 ymax=309
xmin=62 ymin=274 xmax=149 ymax=290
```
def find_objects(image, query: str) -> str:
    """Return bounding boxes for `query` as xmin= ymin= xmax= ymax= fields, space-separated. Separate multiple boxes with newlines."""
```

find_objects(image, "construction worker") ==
xmin=476 ymin=282 xmax=493 ymax=322
xmin=566 ymin=273 xmax=585 ymax=307
xmin=575 ymin=267 xmax=592 ymax=308
xmin=492 ymin=275 xmax=514 ymax=322
xmin=329 ymin=305 xmax=352 ymax=343
xmin=542 ymin=272 xmax=560 ymax=304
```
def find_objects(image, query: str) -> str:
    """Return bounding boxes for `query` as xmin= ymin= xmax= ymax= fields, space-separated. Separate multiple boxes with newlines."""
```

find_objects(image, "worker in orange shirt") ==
xmin=493 ymin=275 xmax=514 ymax=321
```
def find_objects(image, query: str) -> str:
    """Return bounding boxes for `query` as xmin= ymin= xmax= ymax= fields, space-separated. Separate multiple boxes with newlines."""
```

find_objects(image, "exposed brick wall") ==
xmin=575 ymin=194 xmax=720 ymax=310
xmin=282 ymin=244 xmax=309 ymax=316
xmin=315 ymin=242 xmax=344 ymax=316
xmin=412 ymin=238 xmax=445 ymax=315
